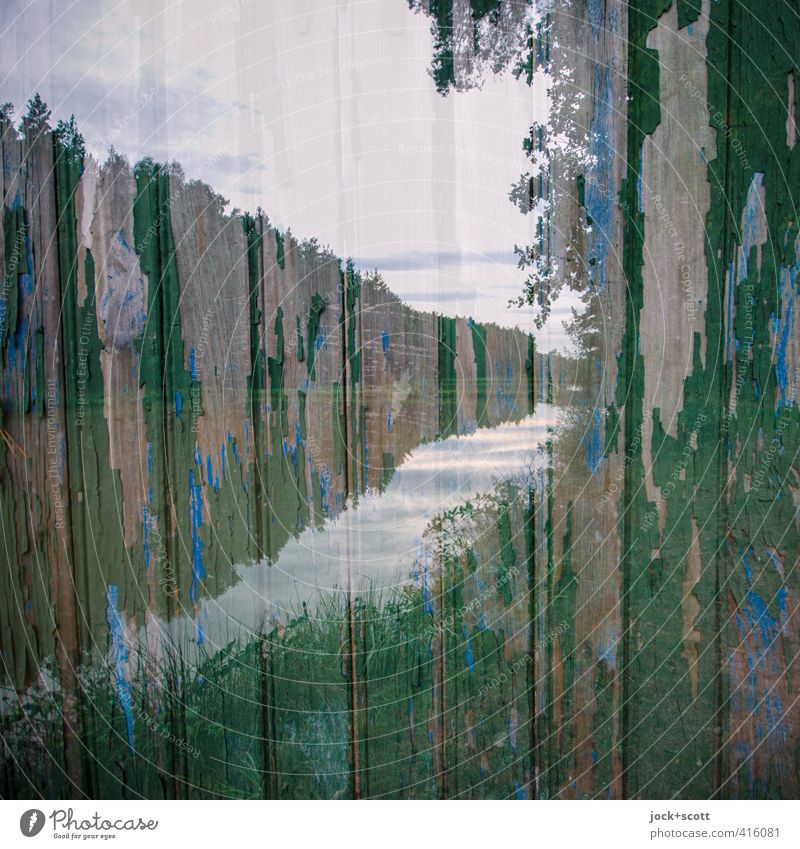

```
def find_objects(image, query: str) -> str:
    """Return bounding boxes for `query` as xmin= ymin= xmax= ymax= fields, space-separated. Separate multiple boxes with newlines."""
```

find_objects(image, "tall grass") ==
xmin=1 ymin=485 xmax=536 ymax=799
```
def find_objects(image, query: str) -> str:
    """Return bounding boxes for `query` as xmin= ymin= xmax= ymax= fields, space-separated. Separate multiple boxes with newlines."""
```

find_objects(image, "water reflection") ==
xmin=169 ymin=407 xmax=559 ymax=651
xmin=3 ymin=405 xmax=559 ymax=800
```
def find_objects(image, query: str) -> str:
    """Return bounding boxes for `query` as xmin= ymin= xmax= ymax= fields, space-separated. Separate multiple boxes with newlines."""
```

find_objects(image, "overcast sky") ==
xmin=1 ymin=0 xmax=571 ymax=347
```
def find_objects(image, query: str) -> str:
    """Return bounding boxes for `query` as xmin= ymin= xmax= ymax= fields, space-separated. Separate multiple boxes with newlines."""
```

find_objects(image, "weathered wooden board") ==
xmin=409 ymin=0 xmax=800 ymax=800
xmin=0 ymin=108 xmax=535 ymax=798
xmin=2 ymin=0 xmax=799 ymax=800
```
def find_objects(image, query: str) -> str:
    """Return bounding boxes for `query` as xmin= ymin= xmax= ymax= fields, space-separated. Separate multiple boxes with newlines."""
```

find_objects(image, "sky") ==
xmin=161 ymin=409 xmax=559 ymax=646
xmin=1 ymin=0 xmax=571 ymax=348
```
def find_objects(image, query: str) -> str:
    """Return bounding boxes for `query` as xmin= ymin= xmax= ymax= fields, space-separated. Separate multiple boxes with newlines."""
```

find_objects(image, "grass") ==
xmin=1 ymin=483 xmax=537 ymax=799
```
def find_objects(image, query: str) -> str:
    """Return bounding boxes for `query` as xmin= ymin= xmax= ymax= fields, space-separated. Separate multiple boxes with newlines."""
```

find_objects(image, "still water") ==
xmin=168 ymin=407 xmax=559 ymax=652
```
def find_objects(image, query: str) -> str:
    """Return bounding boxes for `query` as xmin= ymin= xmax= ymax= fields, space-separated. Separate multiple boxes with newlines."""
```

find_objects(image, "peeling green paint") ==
xmin=470 ymin=319 xmax=488 ymax=425
xmin=438 ymin=314 xmax=457 ymax=438
xmin=307 ymin=292 xmax=325 ymax=380
xmin=1 ymin=205 xmax=26 ymax=348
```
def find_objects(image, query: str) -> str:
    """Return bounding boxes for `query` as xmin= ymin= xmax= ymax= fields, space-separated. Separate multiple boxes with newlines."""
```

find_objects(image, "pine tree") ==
xmin=20 ymin=93 xmax=51 ymax=140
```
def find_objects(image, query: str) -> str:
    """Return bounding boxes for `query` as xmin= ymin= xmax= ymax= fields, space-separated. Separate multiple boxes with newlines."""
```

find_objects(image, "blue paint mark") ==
xmin=189 ymin=347 xmax=198 ymax=380
xmin=586 ymin=407 xmax=603 ymax=473
xmin=206 ymin=455 xmax=213 ymax=486
xmin=598 ymin=632 xmax=617 ymax=670
xmin=731 ymin=541 xmax=790 ymax=758
xmin=117 ymin=229 xmax=133 ymax=253
xmin=777 ymin=587 xmax=788 ymax=617
xmin=587 ymin=0 xmax=603 ymax=36
xmin=584 ymin=65 xmax=614 ymax=292
xmin=739 ymin=174 xmax=764 ymax=284
xmin=4 ymin=210 xmax=34 ymax=379
xmin=319 ymin=464 xmax=333 ymax=514
xmin=764 ymin=546 xmax=785 ymax=579
xmin=105 ymin=585 xmax=134 ymax=750
xmin=421 ymin=554 xmax=433 ymax=615
xmin=636 ymin=143 xmax=644 ymax=211
xmin=725 ymin=260 xmax=737 ymax=362
xmin=772 ymin=249 xmax=799 ymax=407
xmin=143 ymin=507 xmax=151 ymax=569
xmin=739 ymin=545 xmax=753 ymax=583
xmin=188 ymin=470 xmax=205 ymax=604
xmin=381 ymin=329 xmax=389 ymax=353
xmin=175 ymin=391 xmax=182 ymax=416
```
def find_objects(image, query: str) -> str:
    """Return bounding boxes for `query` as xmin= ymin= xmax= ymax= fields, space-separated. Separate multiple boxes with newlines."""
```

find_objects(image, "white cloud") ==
xmin=1 ymin=0 xmax=569 ymax=344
